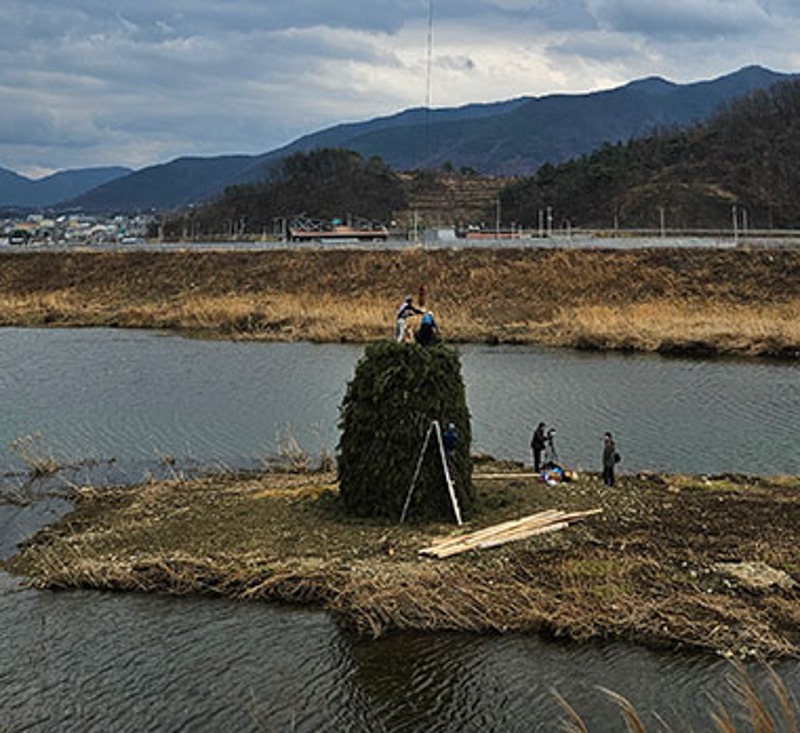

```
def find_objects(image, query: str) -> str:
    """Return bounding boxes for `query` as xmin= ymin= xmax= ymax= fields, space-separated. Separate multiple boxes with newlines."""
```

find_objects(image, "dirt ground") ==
xmin=6 ymin=459 xmax=799 ymax=658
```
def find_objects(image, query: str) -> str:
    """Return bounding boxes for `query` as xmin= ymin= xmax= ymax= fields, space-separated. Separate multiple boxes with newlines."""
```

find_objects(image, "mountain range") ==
xmin=1 ymin=65 xmax=794 ymax=214
xmin=0 ymin=166 xmax=131 ymax=211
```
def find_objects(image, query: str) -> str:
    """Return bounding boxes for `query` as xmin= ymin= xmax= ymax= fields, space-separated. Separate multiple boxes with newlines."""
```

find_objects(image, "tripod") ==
xmin=543 ymin=430 xmax=559 ymax=468
xmin=399 ymin=420 xmax=462 ymax=526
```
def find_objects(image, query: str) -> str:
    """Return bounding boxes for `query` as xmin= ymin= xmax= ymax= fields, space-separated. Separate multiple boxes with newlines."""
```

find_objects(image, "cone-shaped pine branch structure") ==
xmin=337 ymin=341 xmax=474 ymax=521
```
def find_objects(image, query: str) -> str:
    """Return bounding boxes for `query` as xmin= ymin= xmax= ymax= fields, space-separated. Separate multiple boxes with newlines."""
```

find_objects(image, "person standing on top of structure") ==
xmin=415 ymin=310 xmax=439 ymax=346
xmin=395 ymin=295 xmax=423 ymax=342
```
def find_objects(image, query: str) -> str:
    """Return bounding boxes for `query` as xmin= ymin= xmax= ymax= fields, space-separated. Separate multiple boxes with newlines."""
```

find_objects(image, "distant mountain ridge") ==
xmin=0 ymin=166 xmax=132 ymax=209
xmin=2 ymin=65 xmax=795 ymax=213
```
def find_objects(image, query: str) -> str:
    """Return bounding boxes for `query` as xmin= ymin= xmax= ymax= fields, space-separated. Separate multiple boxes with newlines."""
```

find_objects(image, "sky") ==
xmin=1 ymin=0 xmax=799 ymax=178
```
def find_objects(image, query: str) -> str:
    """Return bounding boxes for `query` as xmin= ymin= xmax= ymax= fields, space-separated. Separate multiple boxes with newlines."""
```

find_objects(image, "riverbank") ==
xmin=0 ymin=247 xmax=798 ymax=357
xmin=5 ymin=460 xmax=798 ymax=658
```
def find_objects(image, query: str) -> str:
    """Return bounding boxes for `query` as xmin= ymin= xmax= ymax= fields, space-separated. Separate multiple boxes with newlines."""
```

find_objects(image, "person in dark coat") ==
xmin=442 ymin=422 xmax=458 ymax=455
xmin=442 ymin=422 xmax=458 ymax=478
xmin=602 ymin=431 xmax=619 ymax=487
xmin=415 ymin=310 xmax=439 ymax=346
xmin=530 ymin=422 xmax=547 ymax=472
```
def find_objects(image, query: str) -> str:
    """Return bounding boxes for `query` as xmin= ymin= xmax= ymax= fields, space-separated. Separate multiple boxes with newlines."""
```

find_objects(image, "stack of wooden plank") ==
xmin=419 ymin=508 xmax=602 ymax=559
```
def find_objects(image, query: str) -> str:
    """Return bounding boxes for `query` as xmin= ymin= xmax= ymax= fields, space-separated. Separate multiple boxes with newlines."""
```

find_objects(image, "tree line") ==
xmin=160 ymin=148 xmax=409 ymax=239
xmin=499 ymin=78 xmax=800 ymax=231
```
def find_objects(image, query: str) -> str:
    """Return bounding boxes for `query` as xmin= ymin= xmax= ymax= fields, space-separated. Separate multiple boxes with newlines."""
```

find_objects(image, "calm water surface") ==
xmin=0 ymin=328 xmax=798 ymax=484
xmin=2 ymin=328 xmax=799 ymax=731
xmin=2 ymin=543 xmax=798 ymax=733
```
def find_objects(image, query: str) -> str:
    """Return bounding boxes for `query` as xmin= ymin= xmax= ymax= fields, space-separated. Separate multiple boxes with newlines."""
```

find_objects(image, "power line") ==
xmin=426 ymin=0 xmax=434 ymax=110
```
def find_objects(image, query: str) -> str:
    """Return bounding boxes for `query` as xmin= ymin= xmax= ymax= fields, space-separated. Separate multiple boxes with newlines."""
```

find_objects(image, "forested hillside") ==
xmin=499 ymin=78 xmax=800 ymax=231
xmin=161 ymin=149 xmax=408 ymax=239
xmin=161 ymin=78 xmax=800 ymax=237
xmin=65 ymin=66 xmax=790 ymax=213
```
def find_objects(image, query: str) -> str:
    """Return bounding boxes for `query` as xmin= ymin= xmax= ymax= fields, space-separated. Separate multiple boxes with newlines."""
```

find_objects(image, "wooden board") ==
xmin=419 ymin=508 xmax=601 ymax=558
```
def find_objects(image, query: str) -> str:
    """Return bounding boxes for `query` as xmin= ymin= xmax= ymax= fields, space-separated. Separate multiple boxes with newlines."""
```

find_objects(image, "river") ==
xmin=0 ymin=328 xmax=798 ymax=484
xmin=1 ymin=328 xmax=799 ymax=731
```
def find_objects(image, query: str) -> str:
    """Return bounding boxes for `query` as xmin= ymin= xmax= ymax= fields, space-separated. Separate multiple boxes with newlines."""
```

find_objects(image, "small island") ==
xmin=6 ymin=458 xmax=799 ymax=658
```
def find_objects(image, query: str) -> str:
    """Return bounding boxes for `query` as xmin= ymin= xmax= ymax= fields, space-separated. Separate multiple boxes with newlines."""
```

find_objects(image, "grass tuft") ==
xmin=10 ymin=432 xmax=60 ymax=478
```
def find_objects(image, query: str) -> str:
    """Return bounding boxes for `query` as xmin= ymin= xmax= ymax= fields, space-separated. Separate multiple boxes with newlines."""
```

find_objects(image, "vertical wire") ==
xmin=424 ymin=0 xmax=434 ymax=162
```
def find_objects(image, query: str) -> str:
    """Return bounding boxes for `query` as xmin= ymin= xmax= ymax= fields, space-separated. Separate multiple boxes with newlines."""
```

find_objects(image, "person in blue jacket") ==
xmin=442 ymin=422 xmax=458 ymax=456
xmin=442 ymin=422 xmax=458 ymax=479
xmin=415 ymin=310 xmax=439 ymax=346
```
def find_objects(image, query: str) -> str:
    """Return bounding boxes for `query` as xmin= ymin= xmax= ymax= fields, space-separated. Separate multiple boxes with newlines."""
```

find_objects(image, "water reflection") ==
xmin=1 ymin=589 xmax=363 ymax=732
xmin=4 ymin=582 xmax=798 ymax=732
xmin=346 ymin=631 xmax=800 ymax=732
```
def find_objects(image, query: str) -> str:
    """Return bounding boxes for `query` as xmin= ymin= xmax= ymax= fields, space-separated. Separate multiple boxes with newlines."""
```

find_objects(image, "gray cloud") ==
xmin=0 ymin=0 xmax=797 ymax=175
xmin=586 ymin=0 xmax=773 ymax=39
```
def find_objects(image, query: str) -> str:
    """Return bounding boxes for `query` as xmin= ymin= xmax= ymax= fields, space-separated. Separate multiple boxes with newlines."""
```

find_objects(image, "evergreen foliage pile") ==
xmin=337 ymin=341 xmax=473 ymax=522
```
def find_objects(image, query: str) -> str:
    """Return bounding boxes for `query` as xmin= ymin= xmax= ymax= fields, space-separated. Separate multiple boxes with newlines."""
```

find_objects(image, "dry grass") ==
xmin=0 ymin=287 xmax=489 ymax=343
xmin=555 ymin=662 xmax=799 ymax=733
xmin=551 ymin=301 xmax=800 ymax=356
xmin=10 ymin=432 xmax=60 ymax=477
xmin=5 ymin=464 xmax=799 ymax=657
xmin=0 ymin=248 xmax=798 ymax=356
xmin=178 ymin=292 xmax=391 ymax=341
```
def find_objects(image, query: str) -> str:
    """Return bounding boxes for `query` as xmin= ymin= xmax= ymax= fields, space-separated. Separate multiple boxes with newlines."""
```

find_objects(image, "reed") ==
xmin=556 ymin=662 xmax=798 ymax=733
xmin=3 ymin=424 xmax=799 ymax=659
xmin=10 ymin=432 xmax=60 ymax=478
xmin=3 ymin=287 xmax=795 ymax=357
xmin=0 ymin=248 xmax=797 ymax=357
xmin=554 ymin=301 xmax=800 ymax=356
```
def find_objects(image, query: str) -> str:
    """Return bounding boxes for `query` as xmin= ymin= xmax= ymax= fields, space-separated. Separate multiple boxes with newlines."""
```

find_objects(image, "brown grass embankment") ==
xmin=0 ymin=247 xmax=798 ymax=356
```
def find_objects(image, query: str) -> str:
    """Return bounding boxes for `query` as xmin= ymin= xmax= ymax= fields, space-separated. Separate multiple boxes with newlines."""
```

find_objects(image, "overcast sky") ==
xmin=2 ymin=0 xmax=798 ymax=177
